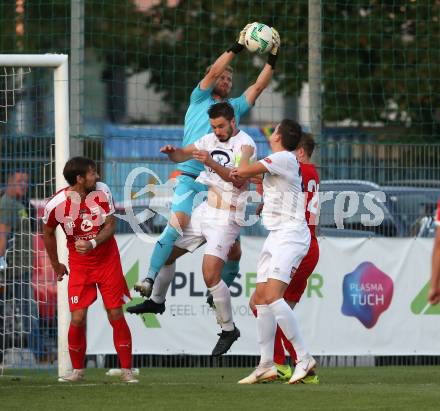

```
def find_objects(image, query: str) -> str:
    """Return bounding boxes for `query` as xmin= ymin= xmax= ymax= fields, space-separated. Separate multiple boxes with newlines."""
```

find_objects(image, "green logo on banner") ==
xmin=411 ymin=280 xmax=440 ymax=315
xmin=124 ymin=261 xmax=161 ymax=328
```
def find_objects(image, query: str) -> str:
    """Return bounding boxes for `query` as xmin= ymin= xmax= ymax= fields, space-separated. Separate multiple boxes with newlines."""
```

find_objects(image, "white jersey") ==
xmin=259 ymin=151 xmax=307 ymax=230
xmin=194 ymin=130 xmax=257 ymax=208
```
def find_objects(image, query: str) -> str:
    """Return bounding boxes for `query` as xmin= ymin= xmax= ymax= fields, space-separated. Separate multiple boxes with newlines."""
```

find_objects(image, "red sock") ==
xmin=280 ymin=329 xmax=297 ymax=363
xmin=110 ymin=316 xmax=132 ymax=369
xmin=273 ymin=326 xmax=286 ymax=365
xmin=68 ymin=323 xmax=86 ymax=370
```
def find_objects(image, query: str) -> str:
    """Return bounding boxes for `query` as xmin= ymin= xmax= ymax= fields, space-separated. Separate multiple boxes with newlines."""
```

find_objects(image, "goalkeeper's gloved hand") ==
xmin=0 ymin=256 xmax=7 ymax=271
xmin=238 ymin=22 xmax=253 ymax=46
xmin=270 ymin=28 xmax=281 ymax=56
xmin=267 ymin=27 xmax=281 ymax=69
xmin=227 ymin=22 xmax=253 ymax=54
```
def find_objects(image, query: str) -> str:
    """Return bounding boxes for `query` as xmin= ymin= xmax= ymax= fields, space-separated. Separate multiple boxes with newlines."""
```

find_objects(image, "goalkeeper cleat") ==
xmin=275 ymin=363 xmax=292 ymax=381
xmin=211 ymin=325 xmax=240 ymax=356
xmin=134 ymin=278 xmax=154 ymax=298
xmin=121 ymin=368 xmax=139 ymax=383
xmin=288 ymin=354 xmax=317 ymax=384
xmin=58 ymin=369 xmax=85 ymax=383
xmin=238 ymin=364 xmax=277 ymax=384
xmin=301 ymin=373 xmax=320 ymax=384
xmin=127 ymin=299 xmax=166 ymax=315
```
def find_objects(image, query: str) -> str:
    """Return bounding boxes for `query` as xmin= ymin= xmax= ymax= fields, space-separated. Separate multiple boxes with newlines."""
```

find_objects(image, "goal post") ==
xmin=0 ymin=54 xmax=70 ymax=377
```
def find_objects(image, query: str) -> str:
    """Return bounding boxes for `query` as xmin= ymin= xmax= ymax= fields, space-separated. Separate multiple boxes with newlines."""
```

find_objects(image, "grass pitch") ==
xmin=1 ymin=367 xmax=440 ymax=411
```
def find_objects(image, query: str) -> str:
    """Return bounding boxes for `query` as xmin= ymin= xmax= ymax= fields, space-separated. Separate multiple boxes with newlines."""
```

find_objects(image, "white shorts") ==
xmin=175 ymin=202 xmax=240 ymax=262
xmin=257 ymin=224 xmax=311 ymax=284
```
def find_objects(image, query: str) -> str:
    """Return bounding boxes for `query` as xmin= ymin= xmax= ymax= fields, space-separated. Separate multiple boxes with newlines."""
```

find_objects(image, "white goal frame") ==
xmin=0 ymin=54 xmax=70 ymax=377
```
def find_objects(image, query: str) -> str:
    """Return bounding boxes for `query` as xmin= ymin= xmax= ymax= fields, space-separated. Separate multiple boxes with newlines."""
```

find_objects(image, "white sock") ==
xmin=269 ymin=298 xmax=309 ymax=360
xmin=208 ymin=280 xmax=234 ymax=332
xmin=256 ymin=304 xmax=277 ymax=366
xmin=151 ymin=262 xmax=176 ymax=304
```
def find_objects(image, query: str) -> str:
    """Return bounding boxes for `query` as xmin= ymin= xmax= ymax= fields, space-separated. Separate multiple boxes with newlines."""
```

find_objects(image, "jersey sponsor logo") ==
xmin=341 ymin=262 xmax=393 ymax=328
xmin=80 ymin=219 xmax=94 ymax=232
xmin=263 ymin=157 xmax=272 ymax=164
xmin=210 ymin=150 xmax=231 ymax=167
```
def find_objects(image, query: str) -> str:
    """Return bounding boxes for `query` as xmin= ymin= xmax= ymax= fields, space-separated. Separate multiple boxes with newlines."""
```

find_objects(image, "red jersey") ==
xmin=42 ymin=182 xmax=119 ymax=267
xmin=299 ymin=162 xmax=319 ymax=238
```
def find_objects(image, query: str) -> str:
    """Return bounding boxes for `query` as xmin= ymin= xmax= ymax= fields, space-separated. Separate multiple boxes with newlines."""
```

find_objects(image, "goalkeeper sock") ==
xmin=68 ymin=323 xmax=86 ymax=370
xmin=256 ymin=304 xmax=277 ymax=366
xmin=269 ymin=298 xmax=308 ymax=360
xmin=110 ymin=316 xmax=132 ymax=369
xmin=151 ymin=262 xmax=176 ymax=304
xmin=208 ymin=280 xmax=234 ymax=332
xmin=220 ymin=260 xmax=240 ymax=287
xmin=274 ymin=326 xmax=287 ymax=365
xmin=148 ymin=225 xmax=180 ymax=280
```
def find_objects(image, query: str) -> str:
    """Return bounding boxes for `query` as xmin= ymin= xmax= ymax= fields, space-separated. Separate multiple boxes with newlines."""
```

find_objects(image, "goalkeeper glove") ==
xmin=227 ymin=22 xmax=253 ymax=54
xmin=0 ymin=256 xmax=7 ymax=271
xmin=267 ymin=27 xmax=281 ymax=69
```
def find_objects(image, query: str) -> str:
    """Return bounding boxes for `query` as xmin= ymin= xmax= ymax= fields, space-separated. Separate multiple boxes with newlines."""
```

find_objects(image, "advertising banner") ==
xmin=87 ymin=235 xmax=437 ymax=355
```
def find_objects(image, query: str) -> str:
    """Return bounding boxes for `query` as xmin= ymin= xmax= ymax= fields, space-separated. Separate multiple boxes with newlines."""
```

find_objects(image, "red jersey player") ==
xmin=42 ymin=157 xmax=137 ymax=383
xmin=252 ymin=132 xmax=320 ymax=383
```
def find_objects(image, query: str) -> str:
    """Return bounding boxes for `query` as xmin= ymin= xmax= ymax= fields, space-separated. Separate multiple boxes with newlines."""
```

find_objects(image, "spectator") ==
xmin=0 ymin=170 xmax=41 ymax=363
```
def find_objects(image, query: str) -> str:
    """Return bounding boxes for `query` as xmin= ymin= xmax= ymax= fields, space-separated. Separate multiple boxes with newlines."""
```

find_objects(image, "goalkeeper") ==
xmin=129 ymin=24 xmax=280 ymax=314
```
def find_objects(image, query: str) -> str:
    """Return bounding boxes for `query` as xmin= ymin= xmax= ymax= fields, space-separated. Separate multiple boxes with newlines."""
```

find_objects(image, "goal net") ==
xmin=0 ymin=55 xmax=69 ymax=377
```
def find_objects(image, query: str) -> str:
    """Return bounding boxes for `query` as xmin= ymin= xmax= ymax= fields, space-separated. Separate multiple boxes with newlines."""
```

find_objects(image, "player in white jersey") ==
xmin=159 ymin=102 xmax=256 ymax=356
xmin=232 ymin=119 xmax=316 ymax=384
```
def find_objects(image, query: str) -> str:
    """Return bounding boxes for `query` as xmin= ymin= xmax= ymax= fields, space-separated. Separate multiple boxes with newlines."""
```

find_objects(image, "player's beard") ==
xmin=214 ymin=84 xmax=230 ymax=99
xmin=85 ymin=182 xmax=97 ymax=193
xmin=218 ymin=124 xmax=234 ymax=142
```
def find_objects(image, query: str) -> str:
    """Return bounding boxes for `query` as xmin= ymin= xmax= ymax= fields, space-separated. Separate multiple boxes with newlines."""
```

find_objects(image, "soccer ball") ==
xmin=244 ymin=22 xmax=273 ymax=54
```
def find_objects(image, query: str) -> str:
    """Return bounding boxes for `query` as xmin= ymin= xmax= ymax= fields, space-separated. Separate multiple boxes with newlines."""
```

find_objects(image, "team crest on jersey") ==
xmin=80 ymin=219 xmax=94 ymax=232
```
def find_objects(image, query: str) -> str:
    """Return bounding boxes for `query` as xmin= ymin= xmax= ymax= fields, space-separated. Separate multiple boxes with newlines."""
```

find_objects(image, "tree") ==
xmin=143 ymin=0 xmax=440 ymax=140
